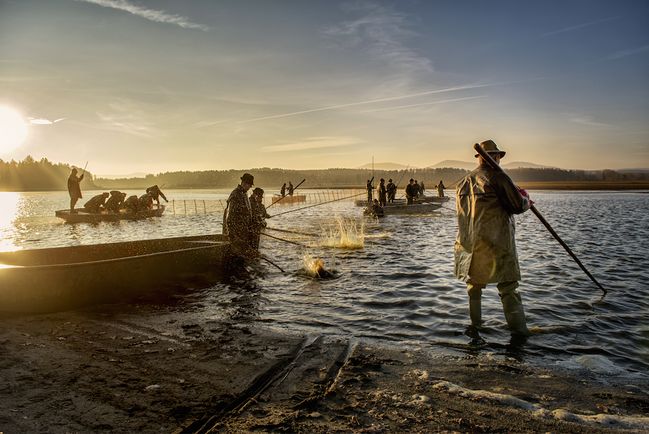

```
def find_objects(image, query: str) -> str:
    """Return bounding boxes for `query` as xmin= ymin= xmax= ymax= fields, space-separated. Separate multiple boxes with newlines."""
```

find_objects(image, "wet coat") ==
xmin=83 ymin=193 xmax=108 ymax=213
xmin=454 ymin=164 xmax=530 ymax=284
xmin=224 ymin=185 xmax=253 ymax=256
xmin=250 ymin=199 xmax=270 ymax=250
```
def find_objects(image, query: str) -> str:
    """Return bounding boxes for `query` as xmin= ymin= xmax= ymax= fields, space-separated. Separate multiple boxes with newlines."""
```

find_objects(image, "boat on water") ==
xmin=365 ymin=202 xmax=443 ymax=216
xmin=55 ymin=205 xmax=165 ymax=223
xmin=271 ymin=194 xmax=306 ymax=205
xmin=0 ymin=234 xmax=230 ymax=313
xmin=355 ymin=196 xmax=449 ymax=207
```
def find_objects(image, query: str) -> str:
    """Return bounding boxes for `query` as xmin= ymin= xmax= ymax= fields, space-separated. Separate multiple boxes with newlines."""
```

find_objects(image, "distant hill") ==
xmin=428 ymin=160 xmax=476 ymax=170
xmin=357 ymin=162 xmax=410 ymax=170
xmin=429 ymin=160 xmax=550 ymax=170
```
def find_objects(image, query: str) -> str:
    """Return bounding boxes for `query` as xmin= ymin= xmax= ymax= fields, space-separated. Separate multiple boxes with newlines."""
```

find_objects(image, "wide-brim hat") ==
xmin=240 ymin=173 xmax=254 ymax=185
xmin=475 ymin=139 xmax=506 ymax=158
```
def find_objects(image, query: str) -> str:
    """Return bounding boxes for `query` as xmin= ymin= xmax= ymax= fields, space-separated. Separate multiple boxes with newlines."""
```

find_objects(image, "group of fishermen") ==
xmin=366 ymin=177 xmax=446 ymax=209
xmin=279 ymin=181 xmax=294 ymax=197
xmin=223 ymin=173 xmax=271 ymax=261
xmin=67 ymin=168 xmax=168 ymax=214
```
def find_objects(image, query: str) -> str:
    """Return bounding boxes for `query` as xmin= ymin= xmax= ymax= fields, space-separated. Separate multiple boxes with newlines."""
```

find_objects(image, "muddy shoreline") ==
xmin=1 ymin=304 xmax=648 ymax=433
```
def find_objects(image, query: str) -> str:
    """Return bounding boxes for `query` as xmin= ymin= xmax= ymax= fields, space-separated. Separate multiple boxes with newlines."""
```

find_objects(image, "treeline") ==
xmin=0 ymin=156 xmax=97 ymax=191
xmin=1 ymin=156 xmax=648 ymax=191
xmin=95 ymin=166 xmax=649 ymax=189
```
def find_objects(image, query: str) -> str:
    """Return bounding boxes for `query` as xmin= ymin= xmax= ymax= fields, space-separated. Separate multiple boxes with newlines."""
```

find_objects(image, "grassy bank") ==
xmin=518 ymin=181 xmax=649 ymax=190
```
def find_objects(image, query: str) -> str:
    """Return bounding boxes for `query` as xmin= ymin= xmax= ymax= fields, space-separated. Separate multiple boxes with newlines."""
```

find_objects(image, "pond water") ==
xmin=1 ymin=189 xmax=648 ymax=383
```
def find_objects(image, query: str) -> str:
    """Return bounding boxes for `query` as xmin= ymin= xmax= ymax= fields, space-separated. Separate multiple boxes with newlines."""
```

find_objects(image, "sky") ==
xmin=1 ymin=0 xmax=648 ymax=176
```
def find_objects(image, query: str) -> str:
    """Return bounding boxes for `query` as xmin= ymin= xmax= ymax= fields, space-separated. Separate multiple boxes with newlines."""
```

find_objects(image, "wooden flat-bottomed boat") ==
xmin=55 ymin=205 xmax=165 ymax=223
xmin=365 ymin=202 xmax=442 ymax=216
xmin=271 ymin=194 xmax=306 ymax=205
xmin=355 ymin=196 xmax=449 ymax=207
xmin=0 ymin=234 xmax=230 ymax=313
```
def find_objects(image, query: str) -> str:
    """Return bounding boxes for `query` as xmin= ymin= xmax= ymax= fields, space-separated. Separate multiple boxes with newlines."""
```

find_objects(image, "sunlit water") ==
xmin=1 ymin=189 xmax=648 ymax=384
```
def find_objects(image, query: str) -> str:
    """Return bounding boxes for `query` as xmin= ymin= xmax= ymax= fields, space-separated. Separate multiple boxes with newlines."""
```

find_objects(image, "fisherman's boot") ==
xmin=498 ymin=281 xmax=530 ymax=336
xmin=466 ymin=282 xmax=483 ymax=328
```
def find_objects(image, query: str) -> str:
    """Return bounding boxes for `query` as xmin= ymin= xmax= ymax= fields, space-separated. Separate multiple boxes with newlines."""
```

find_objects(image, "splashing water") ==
xmin=319 ymin=216 xmax=365 ymax=249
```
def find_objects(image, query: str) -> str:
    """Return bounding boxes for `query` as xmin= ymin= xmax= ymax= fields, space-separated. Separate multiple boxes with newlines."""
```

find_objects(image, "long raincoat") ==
xmin=224 ymin=185 xmax=253 ymax=256
xmin=454 ymin=164 xmax=530 ymax=284
xmin=67 ymin=173 xmax=83 ymax=200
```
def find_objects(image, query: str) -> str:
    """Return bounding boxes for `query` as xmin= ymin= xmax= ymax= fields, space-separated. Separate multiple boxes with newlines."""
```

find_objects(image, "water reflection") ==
xmin=0 ymin=192 xmax=20 ymax=251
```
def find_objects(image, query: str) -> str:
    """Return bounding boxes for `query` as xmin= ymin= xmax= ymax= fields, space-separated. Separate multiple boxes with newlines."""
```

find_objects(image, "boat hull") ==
xmin=365 ymin=202 xmax=443 ymax=215
xmin=55 ymin=206 xmax=165 ymax=223
xmin=0 ymin=234 xmax=230 ymax=313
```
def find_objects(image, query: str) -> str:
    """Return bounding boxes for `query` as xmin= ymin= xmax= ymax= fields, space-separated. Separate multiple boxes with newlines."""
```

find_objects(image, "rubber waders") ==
xmin=501 ymin=292 xmax=530 ymax=336
xmin=469 ymin=298 xmax=482 ymax=327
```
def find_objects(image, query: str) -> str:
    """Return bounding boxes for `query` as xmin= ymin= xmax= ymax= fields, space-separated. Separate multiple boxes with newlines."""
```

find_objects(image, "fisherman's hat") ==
xmin=241 ymin=173 xmax=254 ymax=185
xmin=252 ymin=187 xmax=264 ymax=195
xmin=475 ymin=139 xmax=506 ymax=158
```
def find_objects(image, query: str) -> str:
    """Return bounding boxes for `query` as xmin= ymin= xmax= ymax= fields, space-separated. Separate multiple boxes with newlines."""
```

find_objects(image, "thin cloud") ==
xmin=239 ymin=83 xmax=493 ymax=124
xmin=568 ymin=114 xmax=611 ymax=128
xmin=28 ymin=117 xmax=66 ymax=125
xmin=262 ymin=136 xmax=362 ymax=153
xmin=76 ymin=0 xmax=209 ymax=31
xmin=541 ymin=16 xmax=620 ymax=37
xmin=606 ymin=44 xmax=649 ymax=60
xmin=323 ymin=1 xmax=432 ymax=89
xmin=359 ymin=95 xmax=487 ymax=113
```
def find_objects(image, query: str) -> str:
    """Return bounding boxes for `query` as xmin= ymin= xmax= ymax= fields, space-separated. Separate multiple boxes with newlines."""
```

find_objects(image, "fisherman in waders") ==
xmin=288 ymin=181 xmax=294 ymax=196
xmin=455 ymin=139 xmax=532 ymax=337
xmin=249 ymin=187 xmax=271 ymax=250
xmin=378 ymin=178 xmax=387 ymax=207
xmin=386 ymin=179 xmax=396 ymax=203
xmin=83 ymin=192 xmax=109 ymax=213
xmin=437 ymin=180 xmax=446 ymax=198
xmin=223 ymin=173 xmax=256 ymax=264
xmin=280 ymin=183 xmax=287 ymax=197
xmin=105 ymin=191 xmax=127 ymax=213
xmin=366 ymin=179 xmax=373 ymax=203
xmin=405 ymin=178 xmax=416 ymax=204
xmin=67 ymin=168 xmax=84 ymax=213
xmin=146 ymin=185 xmax=168 ymax=206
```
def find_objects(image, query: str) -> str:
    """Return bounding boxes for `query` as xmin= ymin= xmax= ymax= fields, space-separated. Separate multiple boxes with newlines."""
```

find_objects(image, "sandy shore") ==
xmin=1 ymin=303 xmax=648 ymax=433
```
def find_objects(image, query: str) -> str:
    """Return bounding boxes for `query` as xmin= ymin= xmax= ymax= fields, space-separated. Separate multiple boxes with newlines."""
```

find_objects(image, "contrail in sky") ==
xmin=359 ymin=95 xmax=487 ymax=113
xmin=541 ymin=16 xmax=620 ymax=37
xmin=236 ymin=83 xmax=494 ymax=124
xmin=76 ymin=0 xmax=209 ymax=31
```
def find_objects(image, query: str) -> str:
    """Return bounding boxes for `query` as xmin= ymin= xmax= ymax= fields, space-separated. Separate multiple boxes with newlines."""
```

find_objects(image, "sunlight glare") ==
xmin=0 ymin=105 xmax=28 ymax=154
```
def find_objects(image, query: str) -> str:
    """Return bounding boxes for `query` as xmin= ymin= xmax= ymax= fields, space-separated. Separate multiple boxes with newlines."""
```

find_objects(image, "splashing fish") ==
xmin=302 ymin=254 xmax=335 ymax=278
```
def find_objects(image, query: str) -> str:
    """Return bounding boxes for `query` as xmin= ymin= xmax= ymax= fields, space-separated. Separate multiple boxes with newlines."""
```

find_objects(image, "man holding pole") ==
xmin=67 ymin=167 xmax=84 ymax=213
xmin=455 ymin=139 xmax=532 ymax=336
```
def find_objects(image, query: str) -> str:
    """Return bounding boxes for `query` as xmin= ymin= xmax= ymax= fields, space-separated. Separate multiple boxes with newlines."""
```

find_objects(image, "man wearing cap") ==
xmin=250 ymin=187 xmax=271 ymax=250
xmin=454 ymin=139 xmax=532 ymax=336
xmin=224 ymin=173 xmax=256 ymax=259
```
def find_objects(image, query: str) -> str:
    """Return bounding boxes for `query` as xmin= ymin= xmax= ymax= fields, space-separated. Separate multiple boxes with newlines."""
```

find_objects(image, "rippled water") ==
xmin=1 ymin=189 xmax=648 ymax=382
